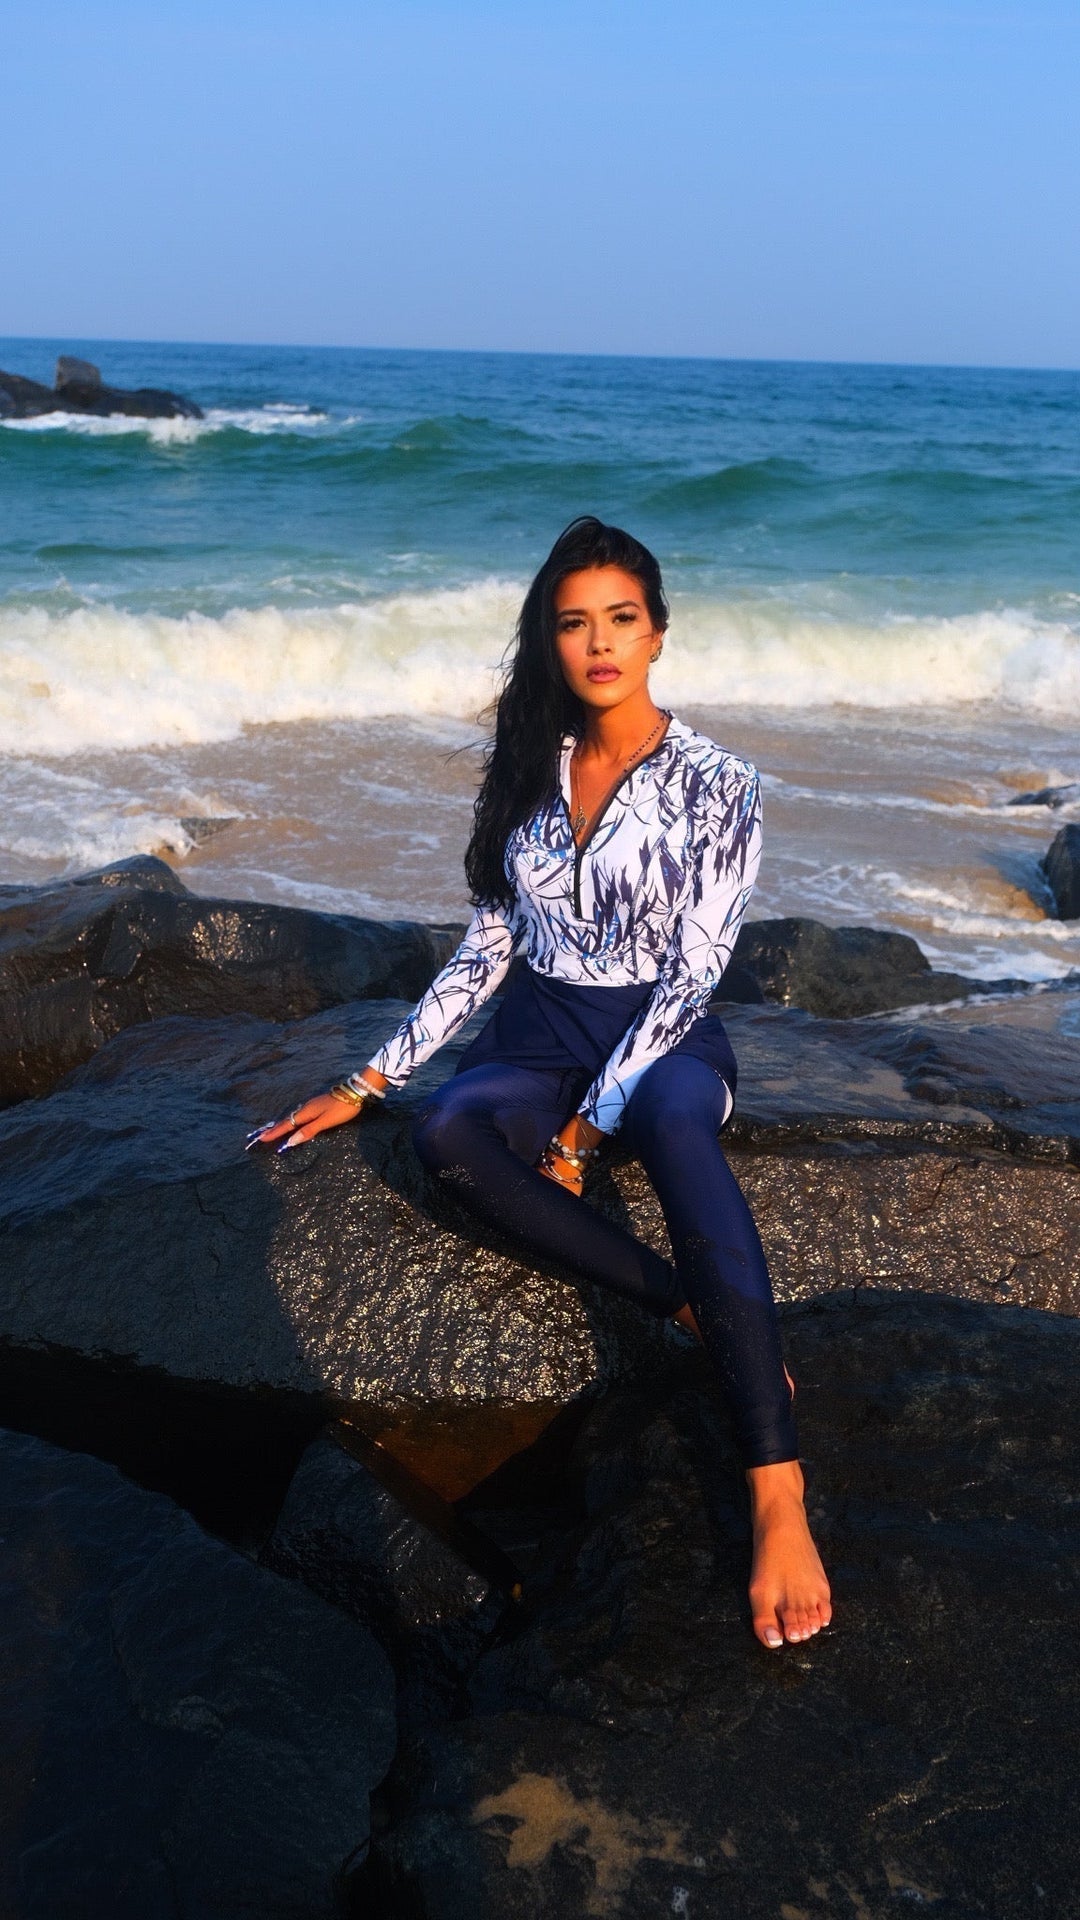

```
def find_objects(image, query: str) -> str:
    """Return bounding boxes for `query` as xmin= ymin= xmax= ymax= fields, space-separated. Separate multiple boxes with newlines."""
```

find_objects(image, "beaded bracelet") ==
xmin=543 ymin=1134 xmax=600 ymax=1173
xmin=346 ymin=1071 xmax=386 ymax=1099
xmin=537 ymin=1150 xmax=578 ymax=1188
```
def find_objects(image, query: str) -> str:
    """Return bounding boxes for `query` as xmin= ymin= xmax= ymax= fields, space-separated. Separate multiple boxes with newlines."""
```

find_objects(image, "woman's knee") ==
xmin=411 ymin=1090 xmax=481 ymax=1173
xmin=626 ymin=1054 xmax=727 ymax=1147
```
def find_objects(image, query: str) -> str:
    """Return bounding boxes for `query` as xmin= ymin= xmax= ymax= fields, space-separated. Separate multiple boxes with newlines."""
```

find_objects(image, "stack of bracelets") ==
xmin=536 ymin=1134 xmax=601 ymax=1186
xmin=329 ymin=1072 xmax=386 ymax=1111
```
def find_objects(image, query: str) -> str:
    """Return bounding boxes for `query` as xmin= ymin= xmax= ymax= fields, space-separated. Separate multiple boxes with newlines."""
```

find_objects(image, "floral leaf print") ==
xmin=361 ymin=719 xmax=764 ymax=1119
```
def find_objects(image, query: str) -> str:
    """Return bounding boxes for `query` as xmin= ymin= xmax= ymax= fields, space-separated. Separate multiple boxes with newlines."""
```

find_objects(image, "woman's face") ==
xmin=553 ymin=566 xmax=661 ymax=712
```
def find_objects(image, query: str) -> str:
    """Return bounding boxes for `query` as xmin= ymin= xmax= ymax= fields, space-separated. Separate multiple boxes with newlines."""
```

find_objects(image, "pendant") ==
xmin=571 ymin=806 xmax=587 ymax=834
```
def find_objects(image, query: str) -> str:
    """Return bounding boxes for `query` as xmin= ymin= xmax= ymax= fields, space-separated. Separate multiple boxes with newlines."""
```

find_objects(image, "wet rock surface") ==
xmin=1 ymin=988 xmax=1078 ymax=1506
xmin=0 ymin=856 xmax=460 ymax=1102
xmin=2 ymin=860 xmax=1047 ymax=1110
xmin=370 ymin=1291 xmax=1080 ymax=1919
xmin=727 ymin=914 xmax=1019 ymax=1016
xmin=0 ymin=356 xmax=202 ymax=419
xmin=0 ymin=1426 xmax=396 ymax=1919
xmin=0 ymin=999 xmax=679 ymax=1500
xmin=1 ymin=877 xmax=1078 ymax=1915
xmin=264 ymin=1427 xmax=515 ymax=1724
xmin=1042 ymin=822 xmax=1080 ymax=919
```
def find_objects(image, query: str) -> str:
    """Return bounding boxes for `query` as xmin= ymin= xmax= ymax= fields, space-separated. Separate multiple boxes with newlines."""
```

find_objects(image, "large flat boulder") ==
xmin=0 ymin=1427 xmax=395 ymax=1919
xmin=0 ymin=990 xmax=1077 ymax=1503
xmin=371 ymin=1291 xmax=1080 ymax=1918
xmin=0 ymin=1001 xmax=680 ymax=1500
xmin=0 ymin=856 xmax=461 ymax=1102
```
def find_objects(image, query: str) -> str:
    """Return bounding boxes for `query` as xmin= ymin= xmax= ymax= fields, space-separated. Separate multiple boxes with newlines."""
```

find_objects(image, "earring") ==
xmin=650 ymin=646 xmax=663 ymax=663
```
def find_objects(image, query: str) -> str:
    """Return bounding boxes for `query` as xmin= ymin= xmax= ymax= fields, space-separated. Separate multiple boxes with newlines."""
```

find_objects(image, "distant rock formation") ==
xmin=0 ymin=355 xmax=202 ymax=420
xmin=1006 ymin=781 xmax=1080 ymax=810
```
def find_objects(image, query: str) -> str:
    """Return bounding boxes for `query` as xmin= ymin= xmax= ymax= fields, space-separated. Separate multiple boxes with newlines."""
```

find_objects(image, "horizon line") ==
xmin=1 ymin=331 xmax=1077 ymax=379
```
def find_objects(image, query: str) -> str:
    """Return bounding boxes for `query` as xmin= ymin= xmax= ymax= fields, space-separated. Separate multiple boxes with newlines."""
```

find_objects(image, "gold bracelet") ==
xmin=329 ymin=1081 xmax=369 ymax=1108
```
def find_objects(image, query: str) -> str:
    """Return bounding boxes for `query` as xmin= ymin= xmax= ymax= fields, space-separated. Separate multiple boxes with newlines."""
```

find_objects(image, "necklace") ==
xmin=569 ymin=711 xmax=671 ymax=837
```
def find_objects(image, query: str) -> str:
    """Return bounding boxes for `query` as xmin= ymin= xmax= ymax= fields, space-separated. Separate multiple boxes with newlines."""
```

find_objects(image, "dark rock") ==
xmin=727 ymin=914 xmax=1015 ymax=1017
xmin=2 ymin=989 xmax=1079 ymax=1512
xmin=0 ymin=998 xmax=680 ymax=1501
xmin=55 ymin=354 xmax=102 ymax=390
xmin=370 ymin=1292 xmax=1080 ymax=1919
xmin=1006 ymin=781 xmax=1080 ymax=810
xmin=0 ymin=863 xmax=1027 ymax=1106
xmin=0 ymin=369 xmax=57 ymax=414
xmin=175 ymin=813 xmax=239 ymax=848
xmin=0 ymin=855 xmax=462 ymax=1102
xmin=0 ymin=1426 xmax=396 ymax=1919
xmin=1042 ymin=823 xmax=1080 ymax=919
xmin=0 ymin=362 xmax=203 ymax=421
xmin=265 ymin=1427 xmax=514 ymax=1721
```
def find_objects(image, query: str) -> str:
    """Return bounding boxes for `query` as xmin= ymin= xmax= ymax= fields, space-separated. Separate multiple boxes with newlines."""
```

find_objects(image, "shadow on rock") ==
xmin=0 ymin=1427 xmax=395 ymax=1920
xmin=368 ymin=1290 xmax=1080 ymax=1919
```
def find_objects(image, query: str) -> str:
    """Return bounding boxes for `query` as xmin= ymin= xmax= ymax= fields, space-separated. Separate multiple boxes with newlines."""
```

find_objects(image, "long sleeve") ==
xmin=577 ymin=767 xmax=762 ymax=1133
xmin=363 ymin=900 xmax=520 ymax=1088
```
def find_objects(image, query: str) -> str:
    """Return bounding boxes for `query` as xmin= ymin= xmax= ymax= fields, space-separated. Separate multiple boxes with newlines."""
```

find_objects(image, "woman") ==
xmin=253 ymin=517 xmax=831 ymax=1651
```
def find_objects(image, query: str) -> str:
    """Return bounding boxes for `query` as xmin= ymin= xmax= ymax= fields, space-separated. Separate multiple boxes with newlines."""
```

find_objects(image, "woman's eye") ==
xmin=613 ymin=612 xmax=638 ymax=625
xmin=558 ymin=618 xmax=583 ymax=632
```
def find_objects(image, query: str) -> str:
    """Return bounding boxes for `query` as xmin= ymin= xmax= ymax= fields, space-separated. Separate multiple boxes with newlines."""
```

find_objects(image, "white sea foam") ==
xmin=1 ymin=586 xmax=1079 ymax=757
xmin=0 ymin=583 xmax=520 ymax=754
xmin=0 ymin=404 xmax=341 ymax=446
xmin=663 ymin=600 xmax=1080 ymax=718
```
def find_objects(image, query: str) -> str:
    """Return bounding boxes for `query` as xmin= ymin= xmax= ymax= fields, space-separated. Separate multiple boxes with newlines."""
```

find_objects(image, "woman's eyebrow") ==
xmin=556 ymin=599 xmax=642 ymax=616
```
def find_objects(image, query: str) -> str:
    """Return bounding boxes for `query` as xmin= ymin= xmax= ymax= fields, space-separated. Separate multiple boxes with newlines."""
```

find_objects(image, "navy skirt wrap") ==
xmin=455 ymin=962 xmax=738 ymax=1110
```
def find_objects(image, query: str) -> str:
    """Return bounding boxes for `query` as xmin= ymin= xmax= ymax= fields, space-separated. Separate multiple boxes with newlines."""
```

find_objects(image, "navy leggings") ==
xmin=412 ymin=1054 xmax=798 ymax=1467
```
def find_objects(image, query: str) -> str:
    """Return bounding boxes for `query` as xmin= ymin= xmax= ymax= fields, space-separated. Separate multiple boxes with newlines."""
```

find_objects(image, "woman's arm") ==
xmin=362 ymin=899 xmax=519 ymax=1086
xmin=251 ymin=900 xmax=519 ymax=1150
xmin=574 ymin=765 xmax=762 ymax=1135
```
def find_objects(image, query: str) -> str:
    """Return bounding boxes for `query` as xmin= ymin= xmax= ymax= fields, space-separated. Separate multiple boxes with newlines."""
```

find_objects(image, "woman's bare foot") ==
xmin=746 ymin=1459 xmax=832 ymax=1649
xmin=671 ymin=1307 xmax=827 ymax=1645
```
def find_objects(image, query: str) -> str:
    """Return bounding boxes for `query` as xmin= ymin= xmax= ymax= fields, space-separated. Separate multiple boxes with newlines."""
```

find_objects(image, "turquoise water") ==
xmin=4 ymin=338 xmax=1080 ymax=622
xmin=1 ymin=337 xmax=1078 ymax=982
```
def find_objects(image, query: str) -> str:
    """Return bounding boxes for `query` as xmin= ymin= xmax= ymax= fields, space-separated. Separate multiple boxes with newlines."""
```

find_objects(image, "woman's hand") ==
xmin=536 ymin=1115 xmax=603 ymax=1194
xmin=248 ymin=1069 xmax=388 ymax=1152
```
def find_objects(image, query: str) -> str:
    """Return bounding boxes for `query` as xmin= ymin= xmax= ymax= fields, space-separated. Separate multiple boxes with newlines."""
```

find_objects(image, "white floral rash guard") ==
xmin=364 ymin=717 xmax=762 ymax=1133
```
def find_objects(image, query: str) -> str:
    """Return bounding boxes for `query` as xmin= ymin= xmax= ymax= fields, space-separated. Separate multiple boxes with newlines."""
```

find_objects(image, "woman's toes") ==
xmin=754 ymin=1613 xmax=784 ymax=1650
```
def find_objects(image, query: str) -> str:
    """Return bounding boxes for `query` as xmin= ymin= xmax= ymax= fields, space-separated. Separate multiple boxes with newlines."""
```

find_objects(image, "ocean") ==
xmin=2 ymin=336 xmax=1078 ymax=984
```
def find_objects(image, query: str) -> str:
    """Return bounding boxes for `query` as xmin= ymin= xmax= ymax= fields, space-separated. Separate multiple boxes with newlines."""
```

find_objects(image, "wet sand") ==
xmin=6 ymin=702 xmax=1076 ymax=984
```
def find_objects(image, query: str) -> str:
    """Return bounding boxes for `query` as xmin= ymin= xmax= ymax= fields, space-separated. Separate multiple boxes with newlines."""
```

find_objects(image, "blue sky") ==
xmin=2 ymin=0 xmax=1077 ymax=366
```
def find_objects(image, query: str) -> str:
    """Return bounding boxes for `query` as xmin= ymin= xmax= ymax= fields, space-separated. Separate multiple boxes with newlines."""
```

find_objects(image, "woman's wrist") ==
xmin=560 ymin=1114 xmax=603 ymax=1152
xmin=351 ymin=1066 xmax=389 ymax=1096
xmin=328 ymin=1065 xmax=391 ymax=1112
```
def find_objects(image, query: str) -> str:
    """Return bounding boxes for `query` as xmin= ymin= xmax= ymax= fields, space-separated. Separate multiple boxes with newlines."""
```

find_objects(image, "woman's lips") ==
xmin=586 ymin=667 xmax=621 ymax=681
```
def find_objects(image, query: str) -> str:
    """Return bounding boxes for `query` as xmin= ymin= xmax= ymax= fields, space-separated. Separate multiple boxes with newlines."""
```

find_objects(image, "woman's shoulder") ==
xmin=664 ymin=716 xmax=759 ymax=798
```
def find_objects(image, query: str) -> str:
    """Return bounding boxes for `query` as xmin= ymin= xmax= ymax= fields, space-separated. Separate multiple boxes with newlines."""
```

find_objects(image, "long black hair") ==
xmin=464 ymin=516 xmax=669 ymax=909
